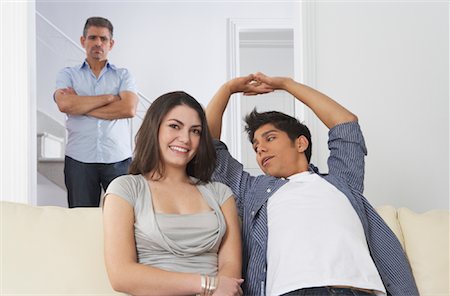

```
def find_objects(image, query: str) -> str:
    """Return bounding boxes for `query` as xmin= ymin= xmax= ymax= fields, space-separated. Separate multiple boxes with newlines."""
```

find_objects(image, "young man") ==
xmin=54 ymin=17 xmax=138 ymax=208
xmin=206 ymin=73 xmax=418 ymax=296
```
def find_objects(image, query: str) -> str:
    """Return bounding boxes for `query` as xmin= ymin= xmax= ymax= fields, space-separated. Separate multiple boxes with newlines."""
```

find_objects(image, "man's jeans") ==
xmin=281 ymin=287 xmax=375 ymax=296
xmin=64 ymin=156 xmax=131 ymax=208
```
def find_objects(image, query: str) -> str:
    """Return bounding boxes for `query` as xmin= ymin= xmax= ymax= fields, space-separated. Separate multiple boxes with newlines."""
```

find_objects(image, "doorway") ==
xmin=226 ymin=19 xmax=299 ymax=176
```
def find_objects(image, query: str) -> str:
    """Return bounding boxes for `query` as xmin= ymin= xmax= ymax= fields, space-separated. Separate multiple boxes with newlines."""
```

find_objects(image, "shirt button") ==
xmin=266 ymin=188 xmax=271 ymax=193
xmin=251 ymin=211 xmax=255 ymax=216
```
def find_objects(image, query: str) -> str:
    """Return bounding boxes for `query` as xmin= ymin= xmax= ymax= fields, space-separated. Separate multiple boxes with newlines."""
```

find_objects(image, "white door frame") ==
xmin=226 ymin=2 xmax=320 ymax=165
xmin=0 ymin=1 xmax=37 ymax=204
xmin=226 ymin=18 xmax=296 ymax=161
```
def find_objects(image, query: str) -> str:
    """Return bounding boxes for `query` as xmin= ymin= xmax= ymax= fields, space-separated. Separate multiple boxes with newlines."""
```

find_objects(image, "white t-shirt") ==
xmin=266 ymin=172 xmax=386 ymax=296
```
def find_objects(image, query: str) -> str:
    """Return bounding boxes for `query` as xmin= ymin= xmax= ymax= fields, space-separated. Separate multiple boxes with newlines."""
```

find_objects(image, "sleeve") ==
xmin=104 ymin=175 xmax=137 ymax=207
xmin=55 ymin=68 xmax=72 ymax=90
xmin=210 ymin=181 xmax=234 ymax=206
xmin=213 ymin=139 xmax=258 ymax=213
xmin=327 ymin=121 xmax=368 ymax=193
xmin=118 ymin=68 xmax=137 ymax=93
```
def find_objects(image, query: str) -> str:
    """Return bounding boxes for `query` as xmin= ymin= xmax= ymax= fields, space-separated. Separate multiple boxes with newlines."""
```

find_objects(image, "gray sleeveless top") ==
xmin=105 ymin=174 xmax=233 ymax=275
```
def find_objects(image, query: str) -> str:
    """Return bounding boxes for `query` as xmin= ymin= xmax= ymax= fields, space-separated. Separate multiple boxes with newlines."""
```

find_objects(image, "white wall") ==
xmin=36 ymin=1 xmax=295 ymax=112
xmin=311 ymin=1 xmax=449 ymax=211
xmin=35 ymin=1 xmax=449 ymax=212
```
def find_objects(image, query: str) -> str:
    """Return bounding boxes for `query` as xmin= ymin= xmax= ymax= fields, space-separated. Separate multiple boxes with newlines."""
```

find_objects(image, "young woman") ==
xmin=103 ymin=91 xmax=243 ymax=296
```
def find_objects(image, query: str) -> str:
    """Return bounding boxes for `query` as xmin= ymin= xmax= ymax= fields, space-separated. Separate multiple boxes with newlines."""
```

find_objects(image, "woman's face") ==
xmin=158 ymin=104 xmax=202 ymax=170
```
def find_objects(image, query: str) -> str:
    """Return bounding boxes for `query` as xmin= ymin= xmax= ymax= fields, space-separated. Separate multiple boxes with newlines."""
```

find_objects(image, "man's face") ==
xmin=80 ymin=26 xmax=114 ymax=61
xmin=252 ymin=123 xmax=306 ymax=178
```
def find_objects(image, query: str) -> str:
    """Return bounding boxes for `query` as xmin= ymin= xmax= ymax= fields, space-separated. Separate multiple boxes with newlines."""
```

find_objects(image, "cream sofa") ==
xmin=1 ymin=201 xmax=449 ymax=296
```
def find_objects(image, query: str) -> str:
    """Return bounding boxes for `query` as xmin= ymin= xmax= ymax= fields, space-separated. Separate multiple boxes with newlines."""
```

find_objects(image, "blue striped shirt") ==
xmin=213 ymin=121 xmax=418 ymax=296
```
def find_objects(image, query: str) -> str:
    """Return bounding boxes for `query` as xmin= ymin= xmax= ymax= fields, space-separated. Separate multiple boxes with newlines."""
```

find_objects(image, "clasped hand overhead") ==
xmin=228 ymin=72 xmax=292 ymax=96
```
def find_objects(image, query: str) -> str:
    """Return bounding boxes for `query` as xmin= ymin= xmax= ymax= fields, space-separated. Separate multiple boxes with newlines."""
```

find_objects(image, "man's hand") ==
xmin=253 ymin=72 xmax=292 ymax=90
xmin=226 ymin=74 xmax=274 ymax=96
xmin=55 ymin=87 xmax=78 ymax=99
xmin=254 ymin=72 xmax=358 ymax=129
xmin=212 ymin=276 xmax=244 ymax=296
xmin=59 ymin=87 xmax=78 ymax=96
xmin=86 ymin=91 xmax=136 ymax=120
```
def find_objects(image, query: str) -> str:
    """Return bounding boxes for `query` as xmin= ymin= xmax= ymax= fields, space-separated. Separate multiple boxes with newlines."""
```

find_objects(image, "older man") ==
xmin=55 ymin=17 xmax=138 ymax=208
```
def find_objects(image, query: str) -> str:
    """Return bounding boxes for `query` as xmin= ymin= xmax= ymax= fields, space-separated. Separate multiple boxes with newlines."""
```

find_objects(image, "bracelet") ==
xmin=197 ymin=274 xmax=218 ymax=296
xmin=207 ymin=276 xmax=218 ymax=296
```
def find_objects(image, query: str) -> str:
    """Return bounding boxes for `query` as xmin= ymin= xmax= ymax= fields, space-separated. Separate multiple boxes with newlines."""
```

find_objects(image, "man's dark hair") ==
xmin=129 ymin=91 xmax=216 ymax=183
xmin=244 ymin=109 xmax=312 ymax=163
xmin=83 ymin=17 xmax=113 ymax=38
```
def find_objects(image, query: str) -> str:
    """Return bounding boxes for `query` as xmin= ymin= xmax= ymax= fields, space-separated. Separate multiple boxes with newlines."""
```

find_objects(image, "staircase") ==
xmin=37 ymin=111 xmax=65 ymax=189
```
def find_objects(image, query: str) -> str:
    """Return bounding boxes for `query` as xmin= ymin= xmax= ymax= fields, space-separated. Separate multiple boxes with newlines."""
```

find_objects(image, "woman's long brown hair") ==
xmin=128 ymin=91 xmax=216 ymax=183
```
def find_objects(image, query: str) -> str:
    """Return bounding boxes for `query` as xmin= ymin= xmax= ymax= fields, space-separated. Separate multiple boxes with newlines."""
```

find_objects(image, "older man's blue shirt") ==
xmin=55 ymin=61 xmax=137 ymax=163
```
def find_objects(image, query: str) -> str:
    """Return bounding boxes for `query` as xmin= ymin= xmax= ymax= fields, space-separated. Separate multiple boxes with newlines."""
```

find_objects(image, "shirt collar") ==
xmin=287 ymin=171 xmax=312 ymax=181
xmin=79 ymin=60 xmax=115 ymax=70
xmin=79 ymin=61 xmax=88 ymax=69
xmin=284 ymin=163 xmax=319 ymax=181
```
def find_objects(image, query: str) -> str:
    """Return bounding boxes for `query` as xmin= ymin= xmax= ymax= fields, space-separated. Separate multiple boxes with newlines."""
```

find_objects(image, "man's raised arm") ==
xmin=206 ymin=74 xmax=272 ymax=139
xmin=254 ymin=73 xmax=357 ymax=129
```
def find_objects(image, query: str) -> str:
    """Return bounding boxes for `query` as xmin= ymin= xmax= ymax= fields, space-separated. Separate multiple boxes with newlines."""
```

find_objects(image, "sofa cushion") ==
xmin=1 ymin=201 xmax=122 ymax=295
xmin=376 ymin=205 xmax=405 ymax=249
xmin=398 ymin=207 xmax=450 ymax=296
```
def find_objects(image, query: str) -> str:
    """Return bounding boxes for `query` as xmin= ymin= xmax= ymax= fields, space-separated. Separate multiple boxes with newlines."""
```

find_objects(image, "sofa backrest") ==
xmin=397 ymin=207 xmax=450 ymax=296
xmin=1 ymin=201 xmax=449 ymax=296
xmin=1 ymin=201 xmax=123 ymax=295
xmin=376 ymin=204 xmax=450 ymax=296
